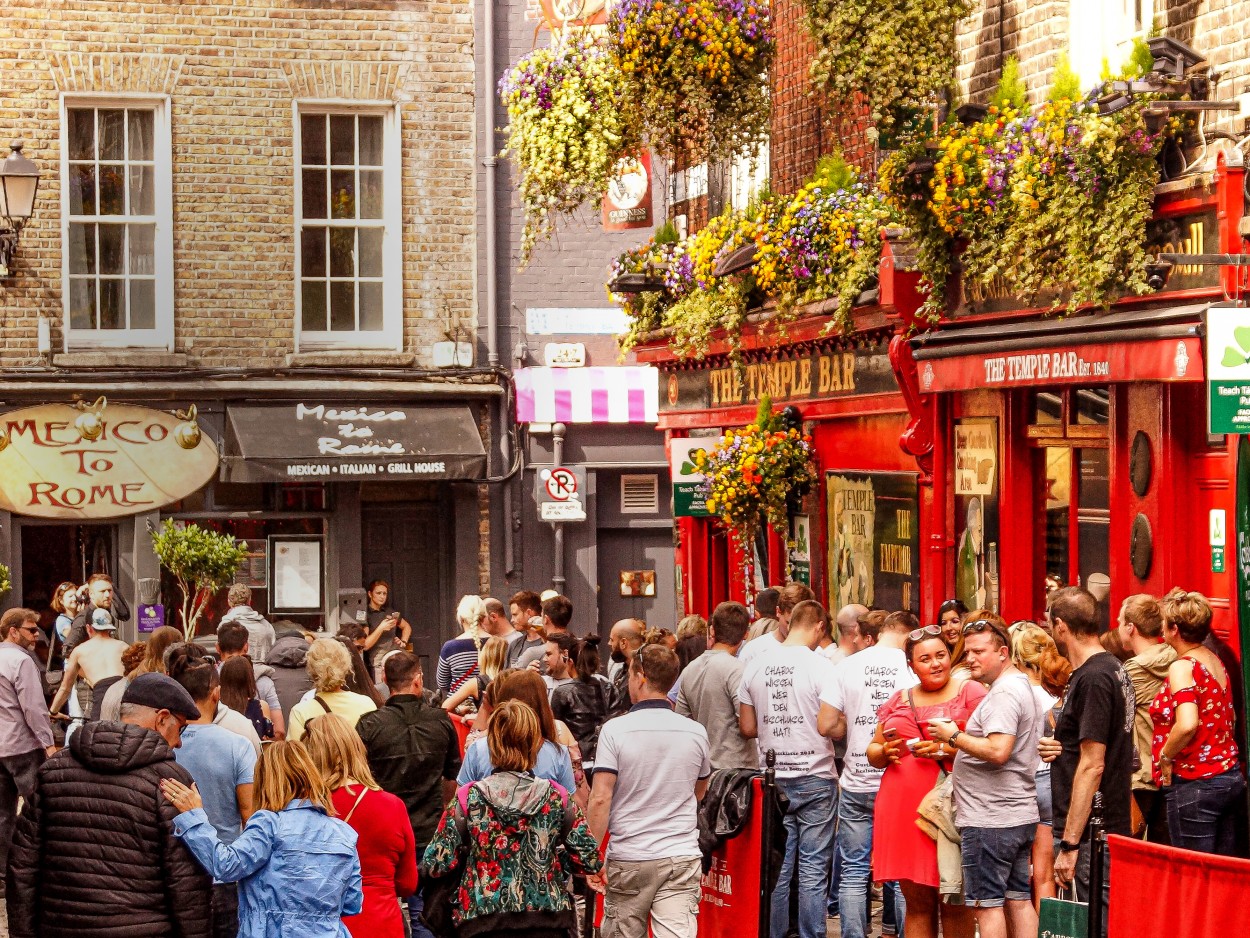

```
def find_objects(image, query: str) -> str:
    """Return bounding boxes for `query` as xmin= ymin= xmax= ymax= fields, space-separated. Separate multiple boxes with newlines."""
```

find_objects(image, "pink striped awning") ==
xmin=514 ymin=366 xmax=659 ymax=424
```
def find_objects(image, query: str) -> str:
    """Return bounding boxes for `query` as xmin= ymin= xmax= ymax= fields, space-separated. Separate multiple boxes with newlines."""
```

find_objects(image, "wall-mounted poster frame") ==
xmin=826 ymin=470 xmax=920 ymax=614
xmin=269 ymin=534 xmax=324 ymax=613
xmin=953 ymin=417 xmax=1001 ymax=613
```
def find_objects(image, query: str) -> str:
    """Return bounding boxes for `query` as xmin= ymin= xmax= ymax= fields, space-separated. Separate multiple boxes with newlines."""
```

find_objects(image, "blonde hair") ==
xmin=479 ymin=636 xmax=509 ymax=683
xmin=487 ymin=699 xmax=543 ymax=772
xmin=305 ymin=713 xmax=381 ymax=791
xmin=456 ymin=595 xmax=487 ymax=638
xmin=253 ymin=740 xmax=336 ymax=815
xmin=305 ymin=638 xmax=352 ymax=693
xmin=1160 ymin=588 xmax=1213 ymax=644
xmin=1011 ymin=624 xmax=1071 ymax=697
xmin=676 ymin=614 xmax=708 ymax=640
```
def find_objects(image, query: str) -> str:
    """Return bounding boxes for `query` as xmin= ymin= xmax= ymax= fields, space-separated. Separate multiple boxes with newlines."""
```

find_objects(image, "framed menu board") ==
xmin=269 ymin=535 xmax=323 ymax=613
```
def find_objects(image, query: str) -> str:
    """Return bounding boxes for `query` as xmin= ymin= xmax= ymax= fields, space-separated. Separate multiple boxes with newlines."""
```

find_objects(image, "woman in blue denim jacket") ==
xmin=162 ymin=739 xmax=364 ymax=938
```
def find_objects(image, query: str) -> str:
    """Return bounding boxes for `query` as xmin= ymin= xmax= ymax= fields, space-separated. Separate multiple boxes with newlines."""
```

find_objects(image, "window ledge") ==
xmin=53 ymin=350 xmax=188 ymax=369
xmin=286 ymin=351 xmax=415 ymax=368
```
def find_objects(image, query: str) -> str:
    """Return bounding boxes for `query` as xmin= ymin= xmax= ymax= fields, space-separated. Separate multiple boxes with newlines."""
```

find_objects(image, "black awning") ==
xmin=911 ymin=302 xmax=1208 ymax=360
xmin=222 ymin=403 xmax=486 ymax=483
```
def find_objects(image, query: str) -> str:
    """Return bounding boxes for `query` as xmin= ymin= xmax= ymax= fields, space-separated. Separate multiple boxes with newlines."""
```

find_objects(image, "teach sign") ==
xmin=0 ymin=401 xmax=218 ymax=519
xmin=1207 ymin=305 xmax=1250 ymax=434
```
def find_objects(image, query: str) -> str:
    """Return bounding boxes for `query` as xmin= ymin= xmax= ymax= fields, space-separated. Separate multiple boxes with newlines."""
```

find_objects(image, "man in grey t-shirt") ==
xmin=928 ymin=618 xmax=1041 ymax=938
xmin=676 ymin=601 xmax=757 ymax=770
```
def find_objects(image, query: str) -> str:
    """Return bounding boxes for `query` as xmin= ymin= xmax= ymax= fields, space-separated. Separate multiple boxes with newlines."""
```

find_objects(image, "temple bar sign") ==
xmin=661 ymin=344 xmax=896 ymax=412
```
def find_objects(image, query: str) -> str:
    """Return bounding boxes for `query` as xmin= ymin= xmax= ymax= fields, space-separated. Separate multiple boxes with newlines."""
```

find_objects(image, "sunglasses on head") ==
xmin=908 ymin=624 xmax=944 ymax=642
xmin=963 ymin=619 xmax=1010 ymax=641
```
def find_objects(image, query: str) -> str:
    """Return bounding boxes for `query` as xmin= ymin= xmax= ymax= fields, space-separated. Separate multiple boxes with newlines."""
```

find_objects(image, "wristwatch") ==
xmin=1057 ymin=840 xmax=1081 ymax=854
xmin=948 ymin=729 xmax=961 ymax=747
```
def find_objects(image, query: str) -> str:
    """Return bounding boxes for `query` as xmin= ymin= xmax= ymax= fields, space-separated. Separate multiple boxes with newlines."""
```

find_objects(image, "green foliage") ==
xmin=1049 ymin=54 xmax=1083 ymax=103
xmin=0 ymin=562 xmax=10 ymax=599
xmin=654 ymin=220 xmax=681 ymax=245
xmin=813 ymin=152 xmax=856 ymax=192
xmin=803 ymin=0 xmax=974 ymax=135
xmin=1126 ymin=37 xmax=1155 ymax=78
xmin=150 ymin=520 xmax=249 ymax=639
xmin=990 ymin=56 xmax=1028 ymax=112
xmin=662 ymin=282 xmax=751 ymax=360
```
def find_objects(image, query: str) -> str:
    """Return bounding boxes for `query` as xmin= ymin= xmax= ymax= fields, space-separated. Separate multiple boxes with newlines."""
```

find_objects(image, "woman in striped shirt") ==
xmin=437 ymin=595 xmax=486 ymax=697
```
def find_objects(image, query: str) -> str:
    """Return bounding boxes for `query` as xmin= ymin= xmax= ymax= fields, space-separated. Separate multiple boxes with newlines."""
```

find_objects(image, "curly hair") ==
xmin=1011 ymin=624 xmax=1071 ymax=697
xmin=1159 ymin=588 xmax=1213 ymax=645
xmin=305 ymin=637 xmax=352 ymax=693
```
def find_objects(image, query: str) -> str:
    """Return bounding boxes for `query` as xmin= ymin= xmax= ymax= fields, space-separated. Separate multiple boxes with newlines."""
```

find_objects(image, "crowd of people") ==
xmin=0 ymin=572 xmax=1245 ymax=938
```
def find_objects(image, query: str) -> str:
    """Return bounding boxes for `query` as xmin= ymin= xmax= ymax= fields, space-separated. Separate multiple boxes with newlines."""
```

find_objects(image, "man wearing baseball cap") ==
xmin=48 ymin=607 xmax=128 ymax=722
xmin=6 ymin=673 xmax=212 ymax=938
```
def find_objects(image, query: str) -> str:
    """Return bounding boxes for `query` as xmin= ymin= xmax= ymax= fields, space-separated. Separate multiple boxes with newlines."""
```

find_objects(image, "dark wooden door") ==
xmin=361 ymin=505 xmax=448 ymax=672
xmin=596 ymin=527 xmax=676 ymax=639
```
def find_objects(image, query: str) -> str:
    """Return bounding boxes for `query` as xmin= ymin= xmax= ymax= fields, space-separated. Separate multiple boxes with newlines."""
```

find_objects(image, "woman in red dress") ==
xmin=307 ymin=713 xmax=418 ymax=938
xmin=867 ymin=627 xmax=987 ymax=938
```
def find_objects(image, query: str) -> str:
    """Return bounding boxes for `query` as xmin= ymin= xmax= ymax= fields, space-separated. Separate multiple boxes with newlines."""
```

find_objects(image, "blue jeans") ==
xmin=836 ymin=788 xmax=903 ymax=938
xmin=1165 ymin=768 xmax=1247 ymax=856
xmin=772 ymin=775 xmax=838 ymax=938
xmin=406 ymin=886 xmax=435 ymax=938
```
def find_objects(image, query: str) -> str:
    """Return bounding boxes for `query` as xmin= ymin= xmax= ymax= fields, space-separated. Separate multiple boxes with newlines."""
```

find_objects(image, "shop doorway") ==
xmin=597 ymin=528 xmax=676 ymax=637
xmin=19 ymin=523 xmax=118 ymax=620
xmin=361 ymin=505 xmax=448 ymax=670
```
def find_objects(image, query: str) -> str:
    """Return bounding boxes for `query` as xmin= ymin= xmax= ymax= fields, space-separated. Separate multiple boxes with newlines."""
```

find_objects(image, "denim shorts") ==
xmin=959 ymin=823 xmax=1036 ymax=907
xmin=1036 ymin=767 xmax=1053 ymax=825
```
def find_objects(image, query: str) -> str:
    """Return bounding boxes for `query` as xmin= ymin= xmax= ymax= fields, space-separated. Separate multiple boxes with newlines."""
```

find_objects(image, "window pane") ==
xmin=329 ymin=228 xmax=354 ymax=277
xmin=69 ymin=278 xmax=96 ymax=329
xmin=69 ymin=164 xmax=96 ymax=215
xmin=129 ymin=164 xmax=155 ymax=215
xmin=359 ymin=116 xmax=383 ymax=166
xmin=359 ymin=170 xmax=383 ymax=219
xmin=301 ymin=227 xmax=327 ymax=277
xmin=301 ymin=114 xmax=326 ymax=166
xmin=129 ymin=279 xmax=155 ymax=330
xmin=99 ymin=279 xmax=125 ymax=329
xmin=99 ymin=110 xmax=125 ymax=161
xmin=1077 ymin=447 xmax=1111 ymax=628
xmin=98 ymin=224 xmax=125 ymax=274
xmin=330 ymin=170 xmax=355 ymax=219
xmin=68 ymin=223 xmax=96 ymax=274
xmin=301 ymin=280 xmax=327 ymax=332
xmin=330 ymin=115 xmax=355 ymax=165
xmin=330 ymin=281 xmax=354 ymax=330
xmin=129 ymin=224 xmax=155 ymax=276
xmin=99 ymin=165 xmax=125 ymax=215
xmin=68 ymin=109 xmax=95 ymax=160
xmin=1075 ymin=387 xmax=1111 ymax=426
xmin=128 ymin=110 xmax=154 ymax=161
xmin=302 ymin=169 xmax=327 ymax=219
xmin=358 ymin=228 xmax=383 ymax=278
xmin=359 ymin=281 xmax=383 ymax=331
xmin=1031 ymin=391 xmax=1062 ymax=426
xmin=1041 ymin=446 xmax=1070 ymax=587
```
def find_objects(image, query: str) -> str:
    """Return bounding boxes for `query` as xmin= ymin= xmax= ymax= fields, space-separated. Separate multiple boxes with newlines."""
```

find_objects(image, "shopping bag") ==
xmin=1039 ymin=895 xmax=1088 ymax=938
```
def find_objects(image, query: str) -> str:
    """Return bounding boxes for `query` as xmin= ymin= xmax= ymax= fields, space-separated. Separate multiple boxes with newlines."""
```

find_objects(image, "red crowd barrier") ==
xmin=1107 ymin=834 xmax=1250 ymax=938
xmin=448 ymin=712 xmax=471 ymax=757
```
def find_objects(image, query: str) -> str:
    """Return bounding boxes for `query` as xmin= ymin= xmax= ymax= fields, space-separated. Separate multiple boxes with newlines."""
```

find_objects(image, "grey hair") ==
xmin=120 ymin=702 xmax=158 ymax=723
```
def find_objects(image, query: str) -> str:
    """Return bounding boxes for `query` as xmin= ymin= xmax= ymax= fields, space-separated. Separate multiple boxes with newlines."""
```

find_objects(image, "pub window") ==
xmin=1029 ymin=388 xmax=1111 ymax=623
xmin=296 ymin=106 xmax=401 ymax=350
xmin=62 ymin=99 xmax=173 ymax=348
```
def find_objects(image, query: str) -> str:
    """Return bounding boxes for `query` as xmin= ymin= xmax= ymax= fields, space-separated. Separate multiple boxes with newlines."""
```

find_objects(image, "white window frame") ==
xmin=60 ymin=94 xmax=174 ymax=351
xmin=1068 ymin=0 xmax=1156 ymax=91
xmin=294 ymin=101 xmax=402 ymax=352
xmin=730 ymin=141 xmax=770 ymax=212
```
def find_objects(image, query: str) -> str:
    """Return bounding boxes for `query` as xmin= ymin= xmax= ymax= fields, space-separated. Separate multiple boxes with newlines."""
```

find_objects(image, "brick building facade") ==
xmin=0 ymin=1 xmax=497 ymax=663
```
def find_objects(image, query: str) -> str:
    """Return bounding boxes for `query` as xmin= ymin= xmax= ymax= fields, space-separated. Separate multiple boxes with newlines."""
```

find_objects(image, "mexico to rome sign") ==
xmin=0 ymin=402 xmax=219 ymax=519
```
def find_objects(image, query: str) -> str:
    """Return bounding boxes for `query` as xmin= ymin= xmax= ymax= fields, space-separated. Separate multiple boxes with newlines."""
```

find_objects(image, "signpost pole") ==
xmin=552 ymin=422 xmax=567 ymax=594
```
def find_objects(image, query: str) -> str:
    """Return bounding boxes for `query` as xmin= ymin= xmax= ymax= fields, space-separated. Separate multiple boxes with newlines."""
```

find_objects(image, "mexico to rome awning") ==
xmin=514 ymin=366 xmax=659 ymax=423
xmin=221 ymin=403 xmax=487 ymax=483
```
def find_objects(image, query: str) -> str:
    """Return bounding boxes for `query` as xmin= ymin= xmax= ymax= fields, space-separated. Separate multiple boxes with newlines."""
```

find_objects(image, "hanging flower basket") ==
xmin=499 ymin=33 xmax=639 ymax=265
xmin=694 ymin=396 xmax=818 ymax=550
xmin=609 ymin=0 xmax=773 ymax=163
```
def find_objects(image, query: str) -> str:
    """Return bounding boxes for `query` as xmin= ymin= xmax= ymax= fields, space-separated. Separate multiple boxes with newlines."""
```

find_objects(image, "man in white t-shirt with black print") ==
xmin=737 ymin=582 xmax=816 ymax=668
xmin=589 ymin=644 xmax=711 ymax=938
xmin=819 ymin=610 xmax=918 ymax=938
xmin=739 ymin=599 xmax=837 ymax=938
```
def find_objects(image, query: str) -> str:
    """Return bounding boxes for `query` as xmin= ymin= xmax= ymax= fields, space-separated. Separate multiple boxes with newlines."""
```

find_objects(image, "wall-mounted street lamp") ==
xmin=0 ymin=143 xmax=40 ymax=278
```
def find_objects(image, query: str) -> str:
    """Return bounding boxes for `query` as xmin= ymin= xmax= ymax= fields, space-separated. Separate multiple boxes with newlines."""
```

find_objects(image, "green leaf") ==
xmin=680 ymin=460 xmax=696 ymax=475
xmin=1235 ymin=326 xmax=1250 ymax=353
xmin=1222 ymin=346 xmax=1248 ymax=368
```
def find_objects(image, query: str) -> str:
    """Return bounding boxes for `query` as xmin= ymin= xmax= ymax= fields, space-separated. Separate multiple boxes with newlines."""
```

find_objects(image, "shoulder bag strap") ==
xmin=341 ymin=785 xmax=369 ymax=825
xmin=906 ymin=688 xmax=927 ymax=739
xmin=448 ymin=662 xmax=479 ymax=696
xmin=314 ymin=695 xmax=333 ymax=713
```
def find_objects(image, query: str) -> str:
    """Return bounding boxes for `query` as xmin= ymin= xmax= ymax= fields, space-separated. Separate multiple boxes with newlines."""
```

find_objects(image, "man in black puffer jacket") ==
xmin=5 ymin=673 xmax=212 ymax=938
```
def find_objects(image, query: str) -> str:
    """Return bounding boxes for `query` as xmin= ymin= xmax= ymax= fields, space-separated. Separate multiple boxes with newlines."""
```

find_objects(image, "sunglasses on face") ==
xmin=963 ymin=619 xmax=1011 ymax=643
xmin=19 ymin=625 xmax=41 ymax=636
xmin=908 ymin=624 xmax=944 ymax=642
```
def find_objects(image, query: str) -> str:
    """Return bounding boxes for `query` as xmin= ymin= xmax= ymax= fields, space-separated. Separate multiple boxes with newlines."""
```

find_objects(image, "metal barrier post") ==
xmin=1087 ymin=791 xmax=1106 ymax=938
xmin=758 ymin=749 xmax=777 ymax=938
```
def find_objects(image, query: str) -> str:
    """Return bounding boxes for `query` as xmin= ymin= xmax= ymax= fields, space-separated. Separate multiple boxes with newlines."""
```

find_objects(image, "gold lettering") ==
xmin=842 ymin=353 xmax=856 ymax=392
xmin=798 ymin=359 xmax=813 ymax=395
xmin=818 ymin=356 xmax=833 ymax=394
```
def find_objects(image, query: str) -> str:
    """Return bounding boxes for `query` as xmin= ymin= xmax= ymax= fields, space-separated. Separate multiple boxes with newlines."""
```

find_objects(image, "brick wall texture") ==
xmin=0 ymin=0 xmax=476 ymax=367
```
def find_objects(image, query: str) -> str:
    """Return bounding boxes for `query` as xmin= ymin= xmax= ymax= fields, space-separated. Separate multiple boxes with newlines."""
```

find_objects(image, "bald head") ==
xmin=609 ymin=618 xmax=645 ymax=664
xmin=836 ymin=603 xmax=869 ymax=650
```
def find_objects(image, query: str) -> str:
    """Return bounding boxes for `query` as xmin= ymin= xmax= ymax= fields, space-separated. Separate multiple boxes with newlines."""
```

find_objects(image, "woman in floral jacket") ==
xmin=422 ymin=700 xmax=603 ymax=938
